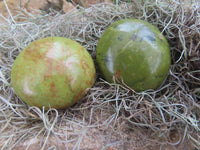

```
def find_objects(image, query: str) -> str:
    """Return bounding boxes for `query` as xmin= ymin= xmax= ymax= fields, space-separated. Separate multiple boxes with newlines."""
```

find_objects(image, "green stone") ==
xmin=96 ymin=19 xmax=171 ymax=92
xmin=11 ymin=37 xmax=96 ymax=109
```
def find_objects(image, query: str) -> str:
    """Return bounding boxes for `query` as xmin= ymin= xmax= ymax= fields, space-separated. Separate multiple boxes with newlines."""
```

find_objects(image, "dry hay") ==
xmin=0 ymin=0 xmax=200 ymax=149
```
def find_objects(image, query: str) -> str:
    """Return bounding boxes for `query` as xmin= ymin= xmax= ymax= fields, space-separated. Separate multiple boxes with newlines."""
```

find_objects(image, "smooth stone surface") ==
xmin=11 ymin=37 xmax=96 ymax=109
xmin=96 ymin=19 xmax=171 ymax=92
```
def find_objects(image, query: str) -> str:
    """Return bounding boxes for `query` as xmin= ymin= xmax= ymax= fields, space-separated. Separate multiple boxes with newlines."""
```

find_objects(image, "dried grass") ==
xmin=0 ymin=0 xmax=200 ymax=149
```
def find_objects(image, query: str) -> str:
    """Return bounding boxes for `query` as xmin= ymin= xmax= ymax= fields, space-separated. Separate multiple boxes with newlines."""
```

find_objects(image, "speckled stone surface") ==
xmin=11 ymin=37 xmax=96 ymax=109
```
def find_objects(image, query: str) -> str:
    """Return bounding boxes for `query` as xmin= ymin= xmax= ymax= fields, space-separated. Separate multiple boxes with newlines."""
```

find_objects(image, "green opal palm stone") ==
xmin=11 ymin=37 xmax=96 ymax=109
xmin=96 ymin=19 xmax=171 ymax=92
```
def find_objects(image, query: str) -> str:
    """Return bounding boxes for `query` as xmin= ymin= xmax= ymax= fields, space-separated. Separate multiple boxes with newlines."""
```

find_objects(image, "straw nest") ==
xmin=0 ymin=0 xmax=199 ymax=149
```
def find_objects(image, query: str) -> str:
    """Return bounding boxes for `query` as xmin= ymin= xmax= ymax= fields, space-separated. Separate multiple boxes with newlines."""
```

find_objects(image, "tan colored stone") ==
xmin=62 ymin=0 xmax=76 ymax=13
xmin=0 ymin=0 xmax=76 ymax=23
xmin=73 ymin=0 xmax=113 ymax=8
xmin=0 ymin=0 xmax=23 ymax=19
xmin=0 ymin=0 xmax=45 ymax=23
